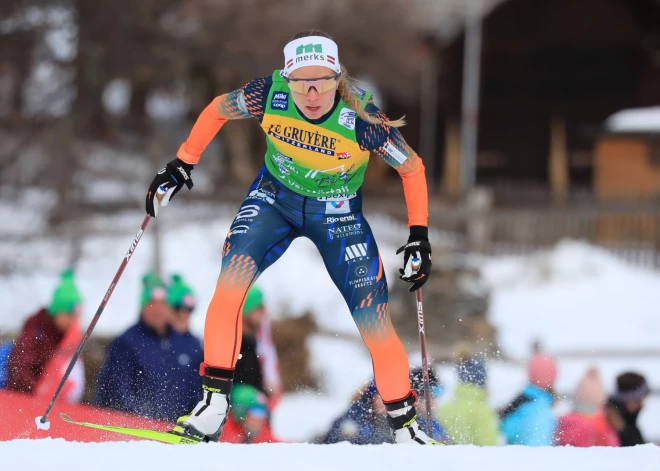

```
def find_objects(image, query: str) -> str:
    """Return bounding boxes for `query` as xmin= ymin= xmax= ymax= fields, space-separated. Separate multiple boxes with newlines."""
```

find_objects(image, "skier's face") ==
xmin=288 ymin=66 xmax=338 ymax=120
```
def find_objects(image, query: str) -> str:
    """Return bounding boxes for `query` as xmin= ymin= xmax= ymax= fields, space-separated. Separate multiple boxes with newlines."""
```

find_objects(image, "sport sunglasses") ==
xmin=285 ymin=73 xmax=341 ymax=94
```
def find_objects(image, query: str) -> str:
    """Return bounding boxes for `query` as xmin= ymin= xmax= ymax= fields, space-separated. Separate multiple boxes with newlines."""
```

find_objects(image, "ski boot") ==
xmin=385 ymin=392 xmax=440 ymax=445
xmin=172 ymin=365 xmax=232 ymax=442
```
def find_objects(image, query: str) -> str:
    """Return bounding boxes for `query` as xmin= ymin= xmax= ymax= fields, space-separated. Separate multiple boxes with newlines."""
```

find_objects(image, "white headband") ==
xmin=283 ymin=36 xmax=341 ymax=77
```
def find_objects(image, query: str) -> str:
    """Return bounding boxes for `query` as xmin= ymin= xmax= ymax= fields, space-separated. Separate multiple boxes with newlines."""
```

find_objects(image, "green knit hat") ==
xmin=167 ymin=274 xmax=195 ymax=310
xmin=230 ymin=384 xmax=268 ymax=422
xmin=140 ymin=272 xmax=167 ymax=309
xmin=48 ymin=269 xmax=82 ymax=316
xmin=242 ymin=286 xmax=264 ymax=317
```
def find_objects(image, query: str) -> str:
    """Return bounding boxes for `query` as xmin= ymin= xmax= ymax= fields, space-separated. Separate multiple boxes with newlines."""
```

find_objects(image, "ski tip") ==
xmin=35 ymin=416 xmax=51 ymax=431
xmin=58 ymin=413 xmax=75 ymax=424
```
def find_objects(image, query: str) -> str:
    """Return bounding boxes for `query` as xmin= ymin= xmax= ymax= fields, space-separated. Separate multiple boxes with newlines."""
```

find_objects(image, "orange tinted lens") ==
xmin=288 ymin=78 xmax=337 ymax=94
xmin=316 ymin=78 xmax=338 ymax=93
xmin=287 ymin=80 xmax=307 ymax=94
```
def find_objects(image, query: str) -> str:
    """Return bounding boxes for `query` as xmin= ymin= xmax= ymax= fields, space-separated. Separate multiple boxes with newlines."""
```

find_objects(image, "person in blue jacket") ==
xmin=95 ymin=273 xmax=203 ymax=421
xmin=322 ymin=367 xmax=446 ymax=444
xmin=499 ymin=354 xmax=558 ymax=446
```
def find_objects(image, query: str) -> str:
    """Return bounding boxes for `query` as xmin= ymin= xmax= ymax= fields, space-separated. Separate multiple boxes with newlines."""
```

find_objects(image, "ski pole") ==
xmin=35 ymin=215 xmax=152 ymax=430
xmin=414 ymin=286 xmax=434 ymax=437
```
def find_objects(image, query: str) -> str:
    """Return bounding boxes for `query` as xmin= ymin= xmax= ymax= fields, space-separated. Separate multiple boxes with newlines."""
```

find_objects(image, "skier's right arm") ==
xmin=176 ymin=75 xmax=271 ymax=164
xmin=145 ymin=76 xmax=271 ymax=217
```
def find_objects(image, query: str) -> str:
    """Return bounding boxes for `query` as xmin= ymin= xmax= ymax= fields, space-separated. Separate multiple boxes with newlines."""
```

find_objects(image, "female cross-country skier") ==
xmin=145 ymin=30 xmax=435 ymax=444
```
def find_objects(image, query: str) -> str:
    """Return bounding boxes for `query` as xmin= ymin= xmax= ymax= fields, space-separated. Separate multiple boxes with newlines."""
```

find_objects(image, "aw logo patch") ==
xmin=338 ymin=108 xmax=357 ymax=130
xmin=271 ymin=91 xmax=289 ymax=111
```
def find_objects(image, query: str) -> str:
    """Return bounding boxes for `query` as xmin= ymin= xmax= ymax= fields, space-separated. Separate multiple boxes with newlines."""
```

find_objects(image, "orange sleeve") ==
xmin=176 ymin=96 xmax=228 ymax=164
xmin=398 ymin=155 xmax=429 ymax=227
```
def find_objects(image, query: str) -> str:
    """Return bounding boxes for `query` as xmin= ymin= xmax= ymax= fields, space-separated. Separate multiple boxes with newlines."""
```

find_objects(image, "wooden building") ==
xmin=430 ymin=0 xmax=660 ymax=200
xmin=595 ymin=107 xmax=660 ymax=200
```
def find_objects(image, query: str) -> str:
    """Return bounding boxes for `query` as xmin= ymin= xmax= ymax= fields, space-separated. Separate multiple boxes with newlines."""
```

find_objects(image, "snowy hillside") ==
xmin=481 ymin=240 xmax=660 ymax=358
xmin=3 ymin=439 xmax=659 ymax=471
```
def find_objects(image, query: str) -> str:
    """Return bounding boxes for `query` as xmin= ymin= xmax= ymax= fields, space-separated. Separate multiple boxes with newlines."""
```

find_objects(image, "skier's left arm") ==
xmin=357 ymin=104 xmax=431 ymax=292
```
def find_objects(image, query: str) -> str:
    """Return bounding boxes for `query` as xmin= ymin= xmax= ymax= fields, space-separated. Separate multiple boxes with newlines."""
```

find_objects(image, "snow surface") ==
xmin=2 ymin=439 xmax=659 ymax=471
xmin=605 ymin=106 xmax=660 ymax=133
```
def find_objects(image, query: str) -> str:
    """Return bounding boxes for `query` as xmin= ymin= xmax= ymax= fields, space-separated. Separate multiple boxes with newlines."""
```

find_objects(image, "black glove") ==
xmin=396 ymin=225 xmax=432 ymax=292
xmin=146 ymin=158 xmax=194 ymax=217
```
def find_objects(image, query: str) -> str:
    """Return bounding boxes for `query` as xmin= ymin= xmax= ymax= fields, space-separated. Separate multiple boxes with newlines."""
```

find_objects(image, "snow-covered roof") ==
xmin=605 ymin=107 xmax=660 ymax=134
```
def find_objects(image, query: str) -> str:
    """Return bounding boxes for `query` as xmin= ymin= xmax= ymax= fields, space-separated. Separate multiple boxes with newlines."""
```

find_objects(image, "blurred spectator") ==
xmin=95 ymin=272 xmax=202 ymax=421
xmin=437 ymin=354 xmax=499 ymax=445
xmin=220 ymin=384 xmax=279 ymax=443
xmin=235 ymin=286 xmax=282 ymax=397
xmin=5 ymin=269 xmax=85 ymax=402
xmin=166 ymin=273 xmax=203 ymax=352
xmin=500 ymin=354 xmax=557 ymax=446
xmin=410 ymin=367 xmax=447 ymax=442
xmin=605 ymin=372 xmax=649 ymax=447
xmin=555 ymin=367 xmax=619 ymax=447
xmin=322 ymin=367 xmax=446 ymax=445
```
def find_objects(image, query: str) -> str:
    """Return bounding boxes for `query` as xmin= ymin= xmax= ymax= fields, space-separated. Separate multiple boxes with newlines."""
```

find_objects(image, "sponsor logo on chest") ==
xmin=338 ymin=108 xmax=357 ymax=130
xmin=271 ymin=92 xmax=289 ymax=111
xmin=267 ymin=123 xmax=337 ymax=156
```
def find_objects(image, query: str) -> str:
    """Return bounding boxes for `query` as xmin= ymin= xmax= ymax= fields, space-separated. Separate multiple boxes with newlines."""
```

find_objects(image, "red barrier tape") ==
xmin=0 ymin=390 xmax=171 ymax=442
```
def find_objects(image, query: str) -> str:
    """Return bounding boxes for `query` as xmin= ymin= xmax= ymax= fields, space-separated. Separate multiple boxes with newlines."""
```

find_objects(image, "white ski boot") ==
xmin=173 ymin=373 xmax=232 ymax=442
xmin=385 ymin=392 xmax=440 ymax=445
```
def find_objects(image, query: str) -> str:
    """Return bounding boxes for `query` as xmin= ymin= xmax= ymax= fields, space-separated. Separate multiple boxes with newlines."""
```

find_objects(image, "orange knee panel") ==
xmin=204 ymin=254 xmax=257 ymax=369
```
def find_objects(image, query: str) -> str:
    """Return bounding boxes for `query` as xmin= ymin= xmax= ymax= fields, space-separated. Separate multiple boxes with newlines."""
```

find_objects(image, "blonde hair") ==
xmin=337 ymin=66 xmax=406 ymax=128
xmin=290 ymin=29 xmax=406 ymax=128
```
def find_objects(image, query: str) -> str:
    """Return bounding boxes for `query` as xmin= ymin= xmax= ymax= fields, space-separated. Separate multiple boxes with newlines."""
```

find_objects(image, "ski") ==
xmin=59 ymin=413 xmax=202 ymax=445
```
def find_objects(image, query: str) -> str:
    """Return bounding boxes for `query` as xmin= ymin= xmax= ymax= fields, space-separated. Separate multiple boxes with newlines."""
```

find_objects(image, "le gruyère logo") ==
xmin=267 ymin=124 xmax=337 ymax=156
